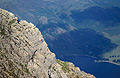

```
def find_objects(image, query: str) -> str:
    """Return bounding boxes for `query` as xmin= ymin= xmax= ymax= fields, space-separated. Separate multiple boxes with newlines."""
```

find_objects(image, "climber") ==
xmin=41 ymin=39 xmax=44 ymax=43
xmin=17 ymin=19 xmax=20 ymax=24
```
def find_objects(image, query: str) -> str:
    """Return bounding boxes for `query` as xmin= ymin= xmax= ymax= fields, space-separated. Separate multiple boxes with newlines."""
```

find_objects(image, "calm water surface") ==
xmin=60 ymin=56 xmax=120 ymax=78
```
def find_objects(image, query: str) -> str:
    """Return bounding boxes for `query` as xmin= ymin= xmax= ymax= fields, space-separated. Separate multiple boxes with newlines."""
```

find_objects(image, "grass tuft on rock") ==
xmin=56 ymin=59 xmax=70 ymax=73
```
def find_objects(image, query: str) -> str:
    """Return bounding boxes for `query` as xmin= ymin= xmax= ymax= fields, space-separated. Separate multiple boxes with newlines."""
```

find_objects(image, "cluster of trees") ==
xmin=113 ymin=59 xmax=120 ymax=63
xmin=109 ymin=55 xmax=120 ymax=58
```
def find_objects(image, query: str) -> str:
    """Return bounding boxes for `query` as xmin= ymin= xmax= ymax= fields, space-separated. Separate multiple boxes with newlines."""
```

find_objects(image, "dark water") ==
xmin=60 ymin=56 xmax=120 ymax=78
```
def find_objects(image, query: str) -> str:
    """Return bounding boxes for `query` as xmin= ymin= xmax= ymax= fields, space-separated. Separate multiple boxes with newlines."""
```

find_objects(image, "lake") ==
xmin=60 ymin=56 xmax=120 ymax=78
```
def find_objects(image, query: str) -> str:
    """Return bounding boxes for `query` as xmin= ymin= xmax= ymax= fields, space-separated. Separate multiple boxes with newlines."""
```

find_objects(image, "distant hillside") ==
xmin=47 ymin=29 xmax=117 ymax=59
xmin=0 ymin=0 xmax=120 ymax=64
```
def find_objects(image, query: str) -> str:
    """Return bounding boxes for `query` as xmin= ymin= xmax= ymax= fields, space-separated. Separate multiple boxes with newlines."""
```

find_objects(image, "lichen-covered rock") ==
xmin=0 ymin=8 xmax=95 ymax=78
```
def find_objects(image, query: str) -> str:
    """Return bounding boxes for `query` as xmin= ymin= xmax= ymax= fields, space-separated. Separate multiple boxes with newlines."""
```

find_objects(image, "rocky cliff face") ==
xmin=0 ymin=8 xmax=95 ymax=78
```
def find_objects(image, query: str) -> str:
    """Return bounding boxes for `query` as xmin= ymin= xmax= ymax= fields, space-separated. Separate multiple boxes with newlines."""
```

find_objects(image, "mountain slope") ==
xmin=0 ymin=8 xmax=95 ymax=78
xmin=47 ymin=29 xmax=117 ymax=59
xmin=0 ymin=0 xmax=120 ymax=64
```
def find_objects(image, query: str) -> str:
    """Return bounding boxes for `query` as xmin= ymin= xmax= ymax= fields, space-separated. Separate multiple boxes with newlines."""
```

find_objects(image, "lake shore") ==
xmin=60 ymin=54 xmax=120 ymax=66
xmin=61 ymin=55 xmax=120 ymax=78
xmin=95 ymin=60 xmax=120 ymax=66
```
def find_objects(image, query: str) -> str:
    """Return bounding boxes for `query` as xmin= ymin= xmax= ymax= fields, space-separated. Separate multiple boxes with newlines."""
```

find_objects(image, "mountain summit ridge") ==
xmin=0 ymin=8 xmax=95 ymax=78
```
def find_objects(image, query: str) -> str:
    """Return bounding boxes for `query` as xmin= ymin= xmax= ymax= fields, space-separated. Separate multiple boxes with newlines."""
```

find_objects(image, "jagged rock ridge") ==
xmin=0 ymin=8 xmax=95 ymax=78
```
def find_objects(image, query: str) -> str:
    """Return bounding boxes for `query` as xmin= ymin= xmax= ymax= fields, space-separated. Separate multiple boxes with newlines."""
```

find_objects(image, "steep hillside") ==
xmin=0 ymin=8 xmax=95 ymax=78
xmin=47 ymin=29 xmax=117 ymax=59
xmin=0 ymin=0 xmax=120 ymax=65
xmin=1 ymin=0 xmax=120 ymax=39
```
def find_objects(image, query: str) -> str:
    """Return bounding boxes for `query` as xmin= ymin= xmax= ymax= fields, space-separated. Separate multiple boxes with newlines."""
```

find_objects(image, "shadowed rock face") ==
xmin=0 ymin=8 xmax=95 ymax=78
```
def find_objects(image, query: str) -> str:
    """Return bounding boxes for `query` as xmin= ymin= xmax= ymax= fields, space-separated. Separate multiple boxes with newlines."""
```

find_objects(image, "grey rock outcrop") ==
xmin=0 ymin=8 xmax=95 ymax=78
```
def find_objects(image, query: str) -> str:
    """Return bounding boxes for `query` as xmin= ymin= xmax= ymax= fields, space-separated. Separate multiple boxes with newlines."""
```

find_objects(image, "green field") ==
xmin=100 ymin=26 xmax=120 ymax=64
